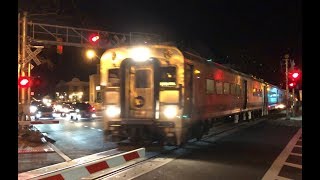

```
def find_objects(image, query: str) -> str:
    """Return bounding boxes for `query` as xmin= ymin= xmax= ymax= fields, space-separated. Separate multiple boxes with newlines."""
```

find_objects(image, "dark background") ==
xmin=18 ymin=0 xmax=302 ymax=94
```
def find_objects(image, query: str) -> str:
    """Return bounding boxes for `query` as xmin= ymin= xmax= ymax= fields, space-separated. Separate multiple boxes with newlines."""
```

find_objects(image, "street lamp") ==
xmin=86 ymin=49 xmax=97 ymax=59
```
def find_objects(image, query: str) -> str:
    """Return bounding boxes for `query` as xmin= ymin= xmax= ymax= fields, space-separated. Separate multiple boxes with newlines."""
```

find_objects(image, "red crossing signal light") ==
xmin=291 ymin=72 xmax=299 ymax=79
xmin=18 ymin=76 xmax=32 ymax=88
xmin=89 ymin=34 xmax=100 ymax=44
xmin=289 ymin=82 xmax=296 ymax=88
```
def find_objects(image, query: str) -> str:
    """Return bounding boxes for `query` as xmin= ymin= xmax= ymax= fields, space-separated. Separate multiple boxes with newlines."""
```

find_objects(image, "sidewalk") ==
xmin=18 ymin=126 xmax=55 ymax=154
xmin=268 ymin=107 xmax=302 ymax=127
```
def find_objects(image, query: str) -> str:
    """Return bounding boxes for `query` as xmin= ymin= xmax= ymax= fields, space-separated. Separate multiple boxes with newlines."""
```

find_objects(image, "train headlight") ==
xmin=163 ymin=105 xmax=178 ymax=119
xmin=129 ymin=47 xmax=151 ymax=62
xmin=105 ymin=105 xmax=121 ymax=118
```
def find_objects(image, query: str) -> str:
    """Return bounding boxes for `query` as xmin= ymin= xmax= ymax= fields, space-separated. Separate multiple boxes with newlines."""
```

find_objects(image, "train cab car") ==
xmin=100 ymin=45 xmax=270 ymax=145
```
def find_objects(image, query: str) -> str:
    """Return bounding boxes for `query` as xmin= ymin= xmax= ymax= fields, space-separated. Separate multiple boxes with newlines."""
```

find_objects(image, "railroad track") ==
xmin=18 ymin=115 xmax=273 ymax=180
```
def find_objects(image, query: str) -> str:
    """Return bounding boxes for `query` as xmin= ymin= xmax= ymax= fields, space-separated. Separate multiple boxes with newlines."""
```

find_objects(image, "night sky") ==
xmin=18 ymin=0 xmax=302 ymax=92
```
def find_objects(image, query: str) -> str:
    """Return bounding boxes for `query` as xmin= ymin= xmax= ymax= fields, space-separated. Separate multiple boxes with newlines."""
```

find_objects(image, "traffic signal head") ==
xmin=89 ymin=34 xmax=100 ymax=44
xmin=289 ymin=69 xmax=301 ymax=81
xmin=292 ymin=72 xmax=299 ymax=79
xmin=33 ymin=77 xmax=41 ymax=88
xmin=289 ymin=82 xmax=296 ymax=88
xmin=56 ymin=38 xmax=63 ymax=54
xmin=18 ymin=76 xmax=32 ymax=88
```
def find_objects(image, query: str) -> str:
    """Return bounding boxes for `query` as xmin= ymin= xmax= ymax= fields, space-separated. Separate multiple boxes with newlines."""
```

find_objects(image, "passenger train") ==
xmin=99 ymin=44 xmax=287 ymax=145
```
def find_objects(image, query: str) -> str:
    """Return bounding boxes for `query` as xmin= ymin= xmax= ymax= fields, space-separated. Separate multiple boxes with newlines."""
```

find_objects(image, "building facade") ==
xmin=55 ymin=78 xmax=89 ymax=102
xmin=89 ymin=74 xmax=102 ymax=110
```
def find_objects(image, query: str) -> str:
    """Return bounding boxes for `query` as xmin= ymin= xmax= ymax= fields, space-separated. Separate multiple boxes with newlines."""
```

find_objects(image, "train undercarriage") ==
xmin=105 ymin=109 xmax=265 ymax=145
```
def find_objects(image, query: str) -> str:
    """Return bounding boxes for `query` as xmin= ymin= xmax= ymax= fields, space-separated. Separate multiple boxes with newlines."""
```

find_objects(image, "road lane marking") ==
xmin=47 ymin=142 xmax=72 ymax=161
xmin=290 ymin=152 xmax=302 ymax=157
xmin=284 ymin=162 xmax=302 ymax=169
xmin=262 ymin=128 xmax=302 ymax=180
xmin=275 ymin=176 xmax=293 ymax=180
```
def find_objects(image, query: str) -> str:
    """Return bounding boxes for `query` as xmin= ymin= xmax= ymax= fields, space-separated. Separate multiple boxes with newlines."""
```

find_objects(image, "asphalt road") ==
xmin=18 ymin=112 xmax=302 ymax=180
xmin=18 ymin=116 xmax=119 ymax=173
xmin=131 ymin=119 xmax=301 ymax=180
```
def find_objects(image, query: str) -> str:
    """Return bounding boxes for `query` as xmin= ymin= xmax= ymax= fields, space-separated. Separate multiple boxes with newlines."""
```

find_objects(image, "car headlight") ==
xmin=275 ymin=104 xmax=286 ymax=109
xmin=36 ymin=112 xmax=41 ymax=118
xmin=30 ymin=106 xmax=37 ymax=113
xmin=105 ymin=105 xmax=121 ymax=118
xmin=76 ymin=109 xmax=80 ymax=113
xmin=163 ymin=105 xmax=178 ymax=119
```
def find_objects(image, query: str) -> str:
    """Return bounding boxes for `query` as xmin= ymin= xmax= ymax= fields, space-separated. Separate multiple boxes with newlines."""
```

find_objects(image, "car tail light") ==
xmin=90 ymin=106 xmax=96 ymax=112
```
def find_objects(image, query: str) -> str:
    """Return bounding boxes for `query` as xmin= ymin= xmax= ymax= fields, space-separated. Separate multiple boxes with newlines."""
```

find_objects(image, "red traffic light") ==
xmin=292 ymin=72 xmax=299 ymax=79
xmin=289 ymin=81 xmax=296 ymax=88
xmin=18 ymin=76 xmax=32 ymax=88
xmin=289 ymin=69 xmax=301 ymax=81
xmin=89 ymin=34 xmax=100 ymax=43
xmin=91 ymin=35 xmax=99 ymax=42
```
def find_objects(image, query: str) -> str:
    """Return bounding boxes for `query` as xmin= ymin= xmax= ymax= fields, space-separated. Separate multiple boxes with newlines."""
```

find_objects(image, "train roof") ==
xmin=183 ymin=51 xmax=266 ymax=83
xmin=100 ymin=44 xmax=282 ymax=87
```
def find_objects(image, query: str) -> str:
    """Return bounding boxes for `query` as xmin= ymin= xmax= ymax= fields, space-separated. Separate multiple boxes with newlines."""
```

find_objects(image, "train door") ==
xmin=242 ymin=80 xmax=247 ymax=109
xmin=263 ymin=85 xmax=268 ymax=115
xmin=121 ymin=60 xmax=155 ymax=119
xmin=184 ymin=64 xmax=193 ymax=117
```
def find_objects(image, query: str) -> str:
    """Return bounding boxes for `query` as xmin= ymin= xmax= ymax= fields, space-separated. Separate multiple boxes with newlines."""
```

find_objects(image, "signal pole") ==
xmin=284 ymin=54 xmax=290 ymax=120
xmin=290 ymin=59 xmax=296 ymax=117
xmin=18 ymin=13 xmax=20 ymax=104
xmin=18 ymin=11 xmax=30 ymax=122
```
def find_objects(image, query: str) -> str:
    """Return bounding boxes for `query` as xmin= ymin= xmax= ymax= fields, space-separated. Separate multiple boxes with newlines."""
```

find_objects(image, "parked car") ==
xmin=68 ymin=102 xmax=96 ymax=120
xmin=35 ymin=105 xmax=55 ymax=120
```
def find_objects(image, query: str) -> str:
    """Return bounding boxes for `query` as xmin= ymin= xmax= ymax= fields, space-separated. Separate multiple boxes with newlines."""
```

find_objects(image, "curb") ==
xmin=18 ymin=148 xmax=145 ymax=180
xmin=18 ymin=145 xmax=55 ymax=154
xmin=18 ymin=120 xmax=59 ymax=125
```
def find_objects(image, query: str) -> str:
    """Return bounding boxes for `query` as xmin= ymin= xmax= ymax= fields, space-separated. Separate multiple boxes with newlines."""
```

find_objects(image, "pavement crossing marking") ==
xmin=262 ymin=128 xmax=302 ymax=180
xmin=284 ymin=162 xmax=302 ymax=169
xmin=290 ymin=152 xmax=302 ymax=157
xmin=47 ymin=142 xmax=72 ymax=161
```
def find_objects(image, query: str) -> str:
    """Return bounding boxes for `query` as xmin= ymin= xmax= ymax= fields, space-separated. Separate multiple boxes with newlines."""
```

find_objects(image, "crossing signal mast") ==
xmin=18 ymin=11 xmax=162 ymax=124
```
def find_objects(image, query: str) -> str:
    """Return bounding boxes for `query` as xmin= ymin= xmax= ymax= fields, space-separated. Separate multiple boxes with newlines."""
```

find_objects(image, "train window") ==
xmin=236 ymin=84 xmax=241 ymax=96
xmin=136 ymin=70 xmax=151 ymax=88
xmin=160 ymin=67 xmax=176 ymax=86
xmin=253 ymin=88 xmax=262 ymax=96
xmin=230 ymin=83 xmax=236 ymax=95
xmin=108 ymin=68 xmax=120 ymax=87
xmin=206 ymin=79 xmax=215 ymax=94
xmin=216 ymin=81 xmax=223 ymax=94
xmin=223 ymin=82 xmax=230 ymax=94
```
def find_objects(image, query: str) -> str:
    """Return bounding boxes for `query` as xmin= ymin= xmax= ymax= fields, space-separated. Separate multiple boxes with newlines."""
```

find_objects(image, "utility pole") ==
xmin=284 ymin=54 xmax=290 ymax=120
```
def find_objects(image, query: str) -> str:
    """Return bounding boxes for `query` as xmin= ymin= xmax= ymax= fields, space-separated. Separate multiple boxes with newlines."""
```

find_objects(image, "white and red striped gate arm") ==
xmin=18 ymin=148 xmax=145 ymax=180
